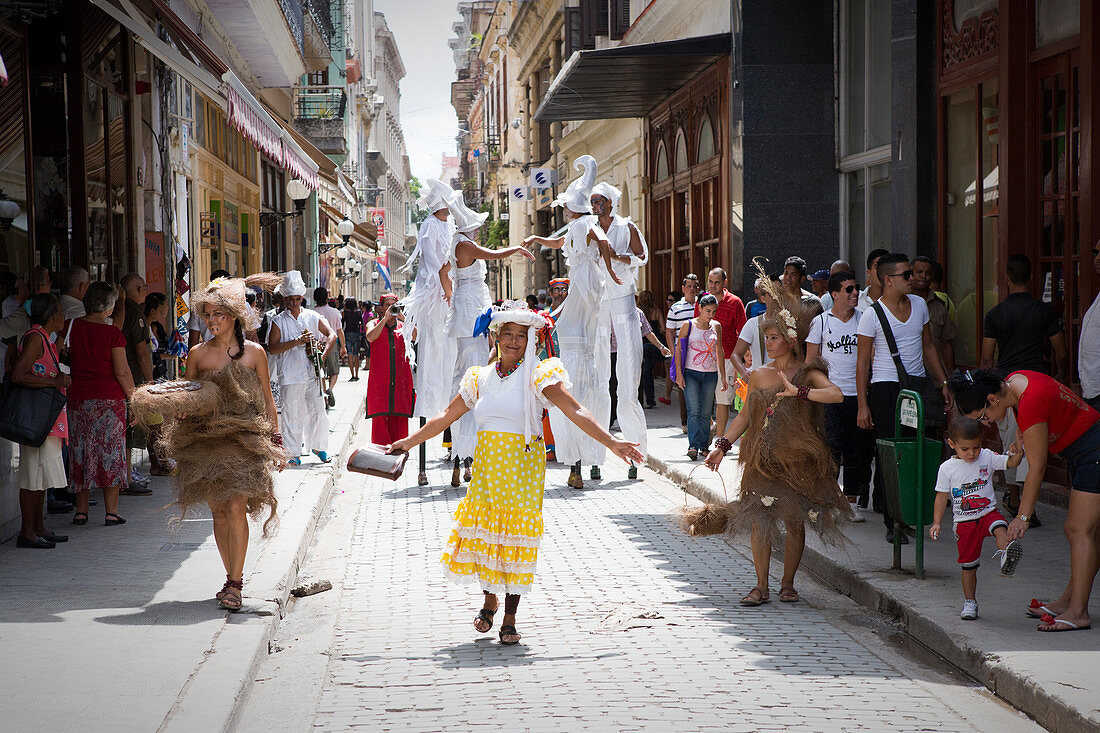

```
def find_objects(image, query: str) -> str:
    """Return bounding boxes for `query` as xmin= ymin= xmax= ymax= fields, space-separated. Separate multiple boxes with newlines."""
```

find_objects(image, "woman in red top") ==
xmin=950 ymin=369 xmax=1100 ymax=632
xmin=364 ymin=293 xmax=414 ymax=445
xmin=12 ymin=294 xmax=70 ymax=548
xmin=68 ymin=281 xmax=135 ymax=526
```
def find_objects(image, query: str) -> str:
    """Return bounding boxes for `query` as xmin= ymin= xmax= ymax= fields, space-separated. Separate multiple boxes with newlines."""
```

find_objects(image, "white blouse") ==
xmin=458 ymin=357 xmax=570 ymax=437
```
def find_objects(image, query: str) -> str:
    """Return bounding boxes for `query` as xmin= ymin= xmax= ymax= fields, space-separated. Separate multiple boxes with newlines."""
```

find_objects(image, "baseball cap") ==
xmin=810 ymin=269 xmax=830 ymax=281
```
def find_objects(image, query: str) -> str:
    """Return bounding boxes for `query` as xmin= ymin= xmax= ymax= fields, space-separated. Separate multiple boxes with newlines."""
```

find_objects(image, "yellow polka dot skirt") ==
xmin=441 ymin=431 xmax=545 ymax=595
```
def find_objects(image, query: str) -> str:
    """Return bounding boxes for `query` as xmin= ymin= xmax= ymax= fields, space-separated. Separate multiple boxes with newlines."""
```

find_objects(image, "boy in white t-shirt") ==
xmin=930 ymin=416 xmax=1025 ymax=620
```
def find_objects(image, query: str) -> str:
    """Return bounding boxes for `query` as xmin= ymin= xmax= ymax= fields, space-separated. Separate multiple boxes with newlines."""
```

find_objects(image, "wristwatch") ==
xmin=1018 ymin=513 xmax=1030 ymax=523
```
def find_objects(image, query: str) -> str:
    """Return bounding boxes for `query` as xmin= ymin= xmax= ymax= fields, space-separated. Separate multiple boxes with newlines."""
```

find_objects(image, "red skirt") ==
xmin=366 ymin=324 xmax=415 ymax=417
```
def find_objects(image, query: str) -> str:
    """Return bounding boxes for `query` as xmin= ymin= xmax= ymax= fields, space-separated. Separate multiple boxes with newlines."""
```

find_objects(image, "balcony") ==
xmin=301 ymin=0 xmax=334 ymax=71
xmin=203 ymin=0 xmax=307 ymax=87
xmin=293 ymin=85 xmax=347 ymax=156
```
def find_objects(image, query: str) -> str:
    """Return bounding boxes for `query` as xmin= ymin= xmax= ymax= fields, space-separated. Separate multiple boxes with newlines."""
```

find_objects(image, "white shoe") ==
xmin=994 ymin=540 xmax=1023 ymax=576
xmin=960 ymin=599 xmax=979 ymax=620
xmin=848 ymin=503 xmax=866 ymax=522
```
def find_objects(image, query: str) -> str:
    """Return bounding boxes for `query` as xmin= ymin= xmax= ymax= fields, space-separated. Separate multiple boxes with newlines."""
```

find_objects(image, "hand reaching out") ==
xmin=776 ymin=370 xmax=799 ymax=398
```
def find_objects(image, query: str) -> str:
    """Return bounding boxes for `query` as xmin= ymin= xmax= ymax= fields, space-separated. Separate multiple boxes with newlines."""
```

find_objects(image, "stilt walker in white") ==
xmin=401 ymin=179 xmax=458 ymax=485
xmin=267 ymin=270 xmax=336 ymax=465
xmin=524 ymin=155 xmax=621 ymax=488
xmin=591 ymin=182 xmax=649 ymax=479
xmin=443 ymin=191 xmax=536 ymax=486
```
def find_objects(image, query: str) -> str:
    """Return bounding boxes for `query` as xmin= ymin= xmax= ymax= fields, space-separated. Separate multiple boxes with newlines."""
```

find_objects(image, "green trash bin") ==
xmin=874 ymin=390 xmax=942 ymax=578
xmin=876 ymin=436 xmax=941 ymax=528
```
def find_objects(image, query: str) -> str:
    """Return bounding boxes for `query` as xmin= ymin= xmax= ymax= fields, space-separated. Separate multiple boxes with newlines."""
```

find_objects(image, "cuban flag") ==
xmin=374 ymin=259 xmax=392 ymax=290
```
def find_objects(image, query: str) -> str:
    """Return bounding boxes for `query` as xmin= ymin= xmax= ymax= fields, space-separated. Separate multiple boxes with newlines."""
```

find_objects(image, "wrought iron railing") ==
xmin=294 ymin=85 xmax=347 ymax=119
xmin=305 ymin=0 xmax=335 ymax=44
xmin=279 ymin=0 xmax=304 ymax=52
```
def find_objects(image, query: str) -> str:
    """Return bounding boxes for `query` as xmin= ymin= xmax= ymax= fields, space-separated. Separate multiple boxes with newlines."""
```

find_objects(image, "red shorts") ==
xmin=953 ymin=510 xmax=1008 ymax=568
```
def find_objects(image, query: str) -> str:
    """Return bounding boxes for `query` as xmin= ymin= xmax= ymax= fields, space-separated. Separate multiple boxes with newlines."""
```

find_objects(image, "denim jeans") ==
xmin=683 ymin=368 xmax=718 ymax=451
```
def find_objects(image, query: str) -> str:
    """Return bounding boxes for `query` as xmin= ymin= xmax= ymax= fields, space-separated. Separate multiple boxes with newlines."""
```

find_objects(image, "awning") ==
xmin=534 ymin=34 xmax=730 ymax=122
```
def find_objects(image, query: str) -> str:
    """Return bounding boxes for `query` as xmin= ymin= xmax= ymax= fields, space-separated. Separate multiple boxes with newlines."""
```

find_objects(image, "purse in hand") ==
xmin=346 ymin=444 xmax=409 ymax=480
xmin=0 ymin=332 xmax=67 ymax=447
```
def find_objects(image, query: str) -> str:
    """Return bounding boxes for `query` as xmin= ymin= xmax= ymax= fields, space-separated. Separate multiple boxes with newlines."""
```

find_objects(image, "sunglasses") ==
xmin=844 ymin=284 xmax=858 ymax=293
xmin=885 ymin=270 xmax=914 ymax=281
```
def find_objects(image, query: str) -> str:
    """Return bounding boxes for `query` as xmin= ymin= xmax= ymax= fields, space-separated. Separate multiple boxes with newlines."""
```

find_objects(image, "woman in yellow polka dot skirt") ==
xmin=389 ymin=301 xmax=643 ymax=644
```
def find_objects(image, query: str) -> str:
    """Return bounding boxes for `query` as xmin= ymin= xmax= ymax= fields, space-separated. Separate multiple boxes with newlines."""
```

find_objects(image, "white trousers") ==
xmin=550 ymin=327 xmax=611 ymax=466
xmin=281 ymin=381 xmax=330 ymax=455
xmin=606 ymin=294 xmax=647 ymax=458
xmin=413 ymin=320 xmax=457 ymax=418
xmin=998 ymin=409 xmax=1029 ymax=485
xmin=450 ymin=335 xmax=488 ymax=462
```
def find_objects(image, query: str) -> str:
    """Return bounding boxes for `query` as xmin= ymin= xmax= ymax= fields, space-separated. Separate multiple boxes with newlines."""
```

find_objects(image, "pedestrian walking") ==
xmin=524 ymin=155 xmax=620 ymax=488
xmin=342 ymin=298 xmax=364 ymax=381
xmin=387 ymin=301 xmax=642 ymax=645
xmin=1082 ymin=242 xmax=1100 ymax=411
xmin=636 ymin=289 xmax=667 ymax=410
xmin=312 ymin=287 xmax=346 ymax=407
xmin=67 ymin=282 xmax=134 ymax=527
xmin=981 ymin=254 xmax=1068 ymax=526
xmin=697 ymin=268 xmax=747 ymax=437
xmin=443 ymin=190 xmax=535 ymax=485
xmin=120 ymin=273 xmax=155 ymax=492
xmin=666 ymin=274 xmax=700 ymax=431
xmin=689 ymin=276 xmax=850 ymax=606
xmin=912 ymin=256 xmax=957 ymax=374
xmin=267 ymin=271 xmax=337 ymax=465
xmin=856 ymin=253 xmax=953 ymax=543
xmin=745 ymin=276 xmax=769 ymax=319
xmin=132 ymin=273 xmax=285 ymax=611
xmin=949 ymin=368 xmax=1100 ymax=632
xmin=676 ymin=293 xmax=726 ymax=460
xmin=187 ymin=269 xmax=230 ymax=348
xmin=930 ymin=416 xmax=1025 ymax=621
xmin=364 ymin=293 xmax=414 ymax=445
xmin=11 ymin=294 xmax=70 ymax=548
xmin=780 ymin=256 xmax=823 ymax=316
xmin=806 ymin=271 xmax=871 ymax=521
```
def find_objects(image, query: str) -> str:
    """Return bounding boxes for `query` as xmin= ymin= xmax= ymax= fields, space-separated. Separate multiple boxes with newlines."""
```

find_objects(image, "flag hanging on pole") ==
xmin=374 ymin=260 xmax=392 ymax=290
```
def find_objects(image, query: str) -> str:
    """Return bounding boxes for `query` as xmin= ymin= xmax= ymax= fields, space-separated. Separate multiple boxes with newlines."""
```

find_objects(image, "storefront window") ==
xmin=0 ymin=28 xmax=29 ymax=278
xmin=839 ymin=0 xmax=891 ymax=272
xmin=1036 ymin=0 xmax=1080 ymax=48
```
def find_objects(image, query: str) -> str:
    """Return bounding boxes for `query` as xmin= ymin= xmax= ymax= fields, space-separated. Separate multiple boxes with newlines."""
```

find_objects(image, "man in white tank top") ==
xmin=592 ymin=182 xmax=649 ymax=477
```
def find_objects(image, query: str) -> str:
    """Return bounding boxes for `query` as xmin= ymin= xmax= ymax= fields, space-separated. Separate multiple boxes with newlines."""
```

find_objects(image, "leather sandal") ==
xmin=779 ymin=587 xmax=800 ymax=603
xmin=740 ymin=587 xmax=770 ymax=606
xmin=72 ymin=512 xmax=89 ymax=526
xmin=498 ymin=624 xmax=521 ymax=645
xmin=474 ymin=607 xmax=496 ymax=633
xmin=219 ymin=579 xmax=243 ymax=611
xmin=104 ymin=513 xmax=126 ymax=526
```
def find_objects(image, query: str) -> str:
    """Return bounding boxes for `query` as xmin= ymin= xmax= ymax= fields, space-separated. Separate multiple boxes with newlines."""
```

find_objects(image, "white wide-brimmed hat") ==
xmin=281 ymin=270 xmax=308 ymax=297
xmin=447 ymin=191 xmax=489 ymax=234
xmin=591 ymin=181 xmax=622 ymax=216
xmin=416 ymin=178 xmax=456 ymax=213
xmin=552 ymin=155 xmax=597 ymax=214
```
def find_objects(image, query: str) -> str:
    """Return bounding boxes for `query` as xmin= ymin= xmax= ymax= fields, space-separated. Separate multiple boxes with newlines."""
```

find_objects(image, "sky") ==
xmin=375 ymin=0 xmax=462 ymax=184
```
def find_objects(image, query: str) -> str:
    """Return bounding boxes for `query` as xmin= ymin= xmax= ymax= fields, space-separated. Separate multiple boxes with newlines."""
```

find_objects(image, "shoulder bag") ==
xmin=672 ymin=319 xmax=693 ymax=381
xmin=871 ymin=301 xmax=946 ymax=428
xmin=0 ymin=328 xmax=68 ymax=447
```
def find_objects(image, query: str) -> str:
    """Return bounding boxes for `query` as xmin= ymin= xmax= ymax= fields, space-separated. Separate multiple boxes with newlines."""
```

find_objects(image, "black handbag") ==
xmin=871 ymin=301 xmax=946 ymax=428
xmin=0 ymin=330 xmax=68 ymax=447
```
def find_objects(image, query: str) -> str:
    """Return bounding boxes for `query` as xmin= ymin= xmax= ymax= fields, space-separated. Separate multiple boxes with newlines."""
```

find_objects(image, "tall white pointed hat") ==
xmin=281 ymin=270 xmax=308 ymax=297
xmin=552 ymin=154 xmax=597 ymax=214
xmin=446 ymin=190 xmax=489 ymax=234
xmin=416 ymin=178 xmax=455 ymax=213
xmin=591 ymin=181 xmax=622 ymax=216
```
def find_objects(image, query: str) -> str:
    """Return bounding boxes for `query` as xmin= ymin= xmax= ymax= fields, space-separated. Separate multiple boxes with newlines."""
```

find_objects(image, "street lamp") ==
xmin=259 ymin=179 xmax=311 ymax=227
xmin=0 ymin=192 xmax=21 ymax=231
xmin=336 ymin=218 xmax=355 ymax=244
xmin=320 ymin=219 xmax=356 ymax=254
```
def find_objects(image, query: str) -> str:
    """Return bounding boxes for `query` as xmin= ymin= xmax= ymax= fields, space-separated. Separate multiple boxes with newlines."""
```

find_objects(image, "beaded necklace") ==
xmin=496 ymin=357 xmax=524 ymax=379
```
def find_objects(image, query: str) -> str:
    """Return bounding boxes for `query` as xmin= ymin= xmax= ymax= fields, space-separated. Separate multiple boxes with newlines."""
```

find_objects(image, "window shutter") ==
xmin=564 ymin=7 xmax=583 ymax=58
xmin=610 ymin=0 xmax=631 ymax=40
xmin=579 ymin=0 xmax=600 ymax=48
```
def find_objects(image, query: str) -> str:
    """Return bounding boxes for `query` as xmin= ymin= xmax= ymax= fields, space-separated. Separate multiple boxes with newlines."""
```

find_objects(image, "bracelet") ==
xmin=797 ymin=385 xmax=810 ymax=400
xmin=714 ymin=436 xmax=733 ymax=455
xmin=271 ymin=432 xmax=284 ymax=448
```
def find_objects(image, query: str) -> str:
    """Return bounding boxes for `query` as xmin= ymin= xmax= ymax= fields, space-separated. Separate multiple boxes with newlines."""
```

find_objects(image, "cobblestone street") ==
xmin=240 ymin=433 xmax=1039 ymax=732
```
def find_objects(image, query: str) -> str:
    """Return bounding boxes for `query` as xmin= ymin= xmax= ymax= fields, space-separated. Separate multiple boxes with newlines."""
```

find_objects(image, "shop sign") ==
xmin=144 ymin=231 xmax=166 ymax=297
xmin=528 ymin=168 xmax=555 ymax=189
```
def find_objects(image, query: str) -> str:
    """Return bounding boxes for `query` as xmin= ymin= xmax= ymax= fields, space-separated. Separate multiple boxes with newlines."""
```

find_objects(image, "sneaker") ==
xmin=885 ymin=528 xmax=909 ymax=545
xmin=848 ymin=503 xmax=866 ymax=523
xmin=130 ymin=468 xmax=150 ymax=486
xmin=995 ymin=540 xmax=1024 ymax=576
xmin=658 ymin=397 xmax=671 ymax=405
xmin=960 ymin=599 xmax=979 ymax=620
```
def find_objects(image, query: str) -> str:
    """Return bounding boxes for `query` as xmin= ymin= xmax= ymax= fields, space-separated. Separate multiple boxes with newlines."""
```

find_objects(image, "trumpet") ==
xmin=301 ymin=328 xmax=325 ymax=396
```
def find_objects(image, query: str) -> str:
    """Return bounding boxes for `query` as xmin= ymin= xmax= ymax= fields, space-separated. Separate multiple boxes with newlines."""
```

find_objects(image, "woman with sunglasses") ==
xmin=949 ymin=368 xmax=1100 ymax=632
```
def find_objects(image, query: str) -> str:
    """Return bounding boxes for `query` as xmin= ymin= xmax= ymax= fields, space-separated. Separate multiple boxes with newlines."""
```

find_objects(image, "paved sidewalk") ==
xmin=0 ymin=373 xmax=366 ymax=733
xmin=640 ymin=391 xmax=1100 ymax=733
xmin=242 ymin=429 xmax=1036 ymax=731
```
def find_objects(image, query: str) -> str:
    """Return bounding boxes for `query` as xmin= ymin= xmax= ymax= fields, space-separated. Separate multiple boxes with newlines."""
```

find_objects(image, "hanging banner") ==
xmin=144 ymin=231 xmax=167 ymax=297
xmin=370 ymin=207 xmax=385 ymax=237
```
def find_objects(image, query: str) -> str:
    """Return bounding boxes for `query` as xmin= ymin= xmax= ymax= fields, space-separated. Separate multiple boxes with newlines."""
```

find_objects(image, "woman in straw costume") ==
xmin=680 ymin=268 xmax=851 ymax=606
xmin=131 ymin=274 xmax=287 ymax=611
xmin=388 ymin=301 xmax=643 ymax=645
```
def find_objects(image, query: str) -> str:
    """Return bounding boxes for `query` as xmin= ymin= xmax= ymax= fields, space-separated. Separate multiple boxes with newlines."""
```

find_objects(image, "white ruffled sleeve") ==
xmin=458 ymin=366 xmax=480 ymax=408
xmin=533 ymin=357 xmax=571 ymax=406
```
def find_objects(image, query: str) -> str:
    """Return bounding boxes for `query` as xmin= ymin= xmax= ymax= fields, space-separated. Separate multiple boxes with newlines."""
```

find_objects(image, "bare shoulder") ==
xmin=749 ymin=366 xmax=783 ymax=390
xmin=240 ymin=340 xmax=267 ymax=369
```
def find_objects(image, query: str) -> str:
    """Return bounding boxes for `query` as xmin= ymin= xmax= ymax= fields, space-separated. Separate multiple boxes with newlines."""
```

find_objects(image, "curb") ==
xmin=161 ymin=394 xmax=366 ymax=733
xmin=645 ymin=452 xmax=1099 ymax=733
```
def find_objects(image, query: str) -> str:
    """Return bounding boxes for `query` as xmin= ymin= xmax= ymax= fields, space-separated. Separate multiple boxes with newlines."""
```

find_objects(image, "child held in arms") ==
xmin=930 ymin=416 xmax=1025 ymax=621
